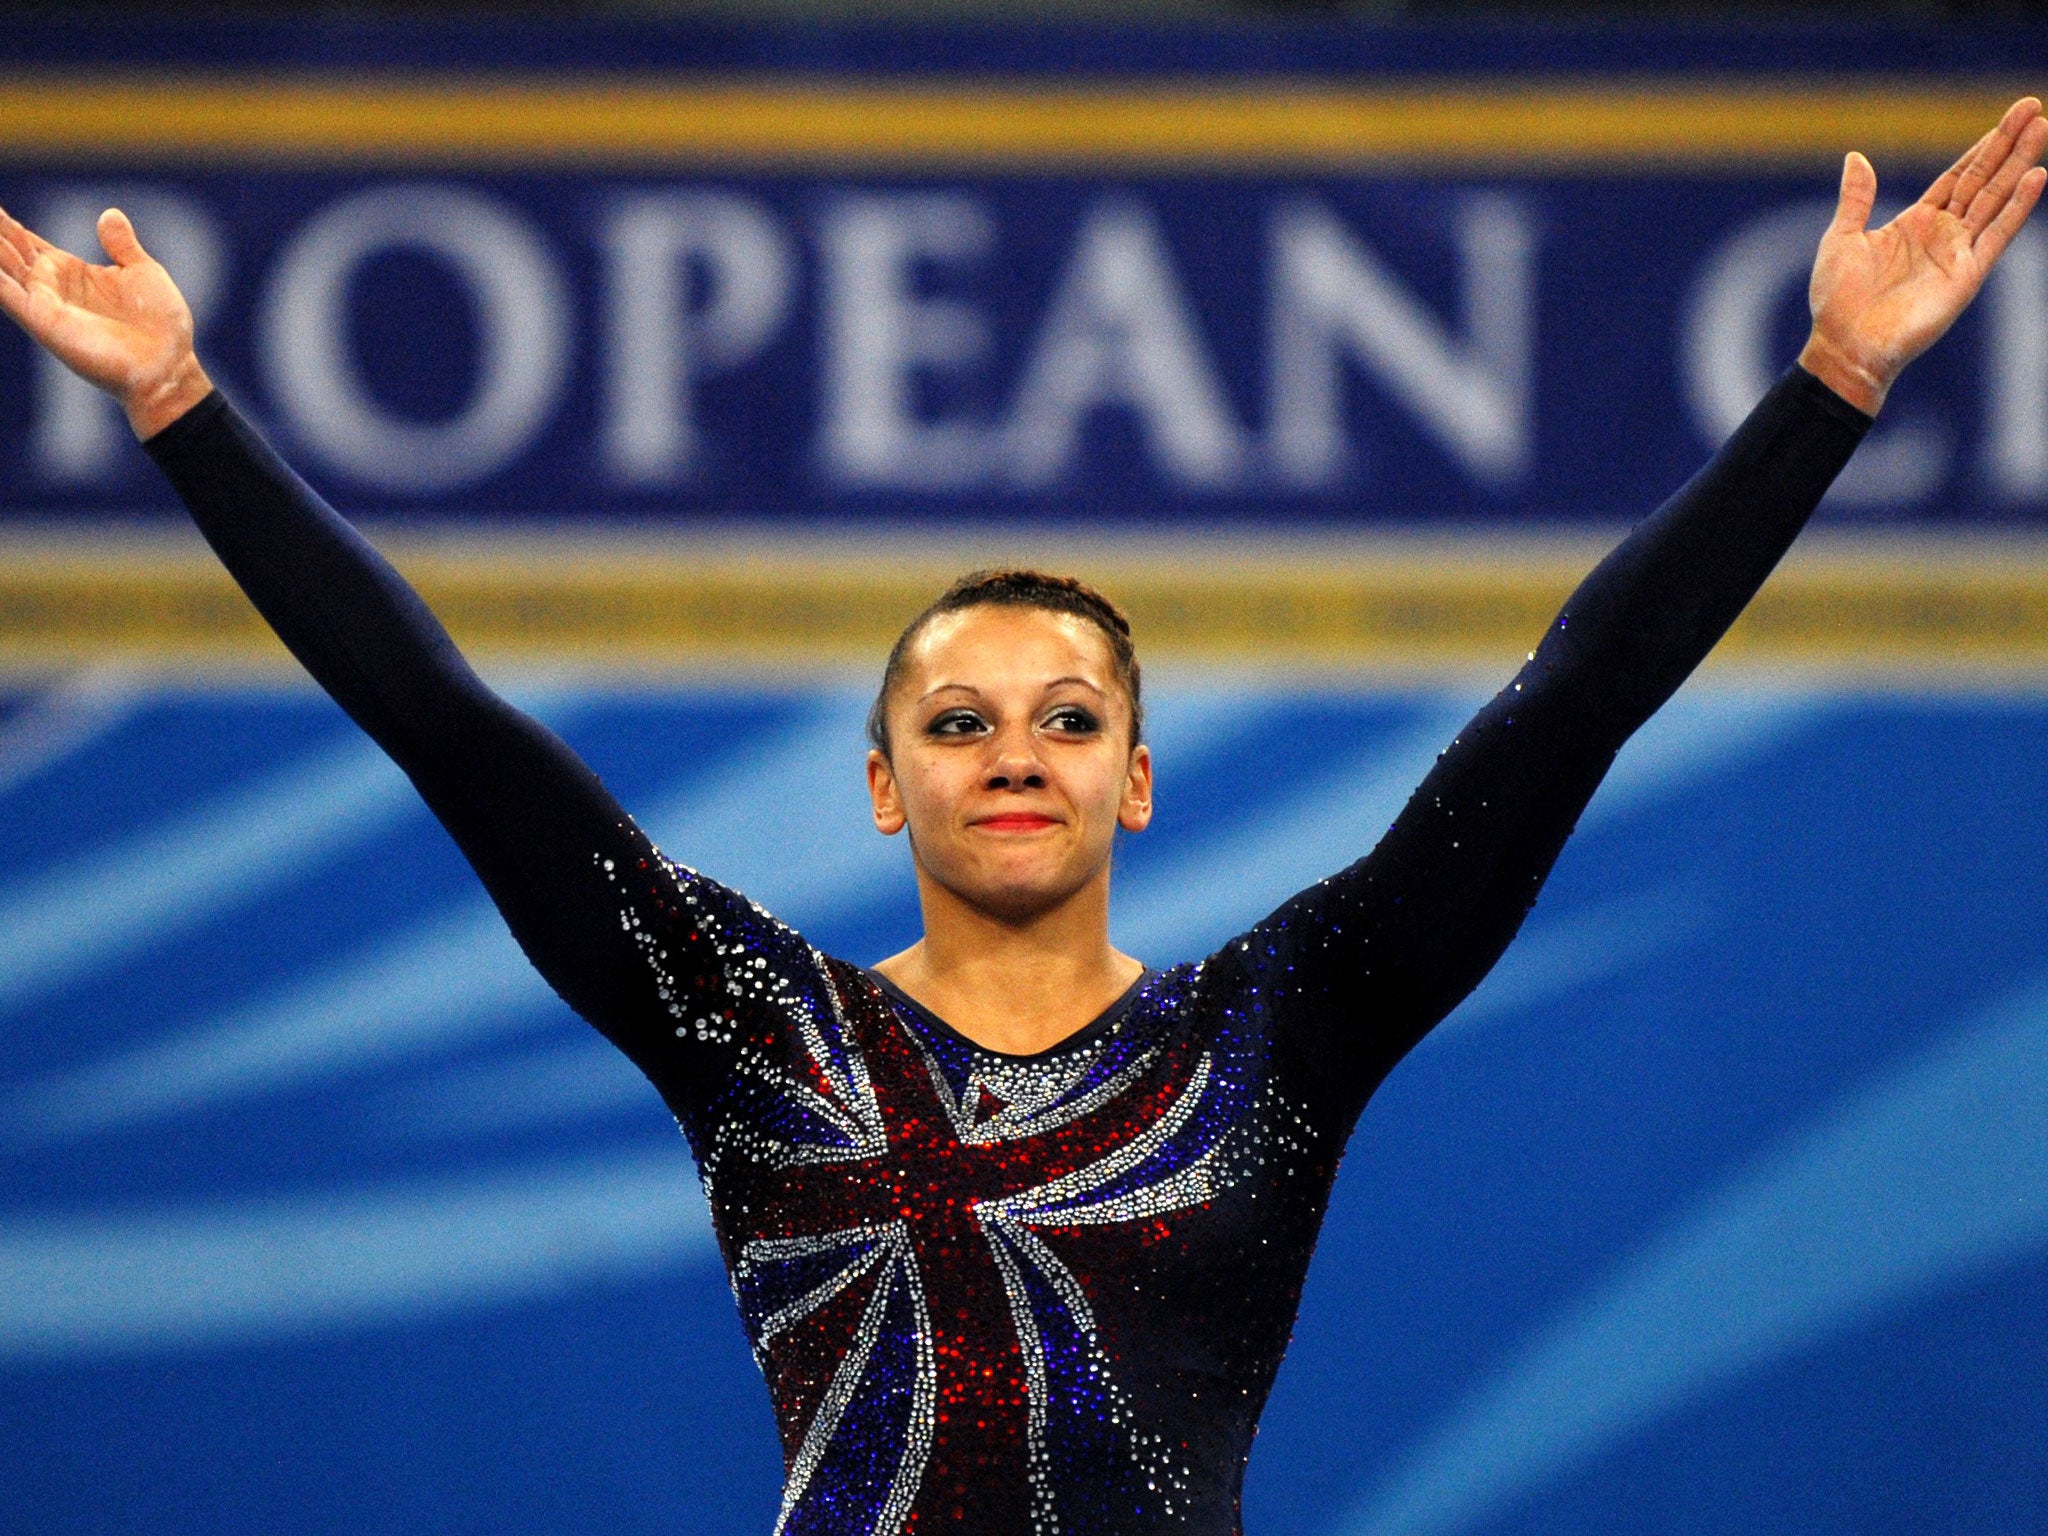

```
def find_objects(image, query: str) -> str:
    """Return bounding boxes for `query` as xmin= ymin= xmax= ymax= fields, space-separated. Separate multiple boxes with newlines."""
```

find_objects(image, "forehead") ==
xmin=901 ymin=605 xmax=1117 ymax=689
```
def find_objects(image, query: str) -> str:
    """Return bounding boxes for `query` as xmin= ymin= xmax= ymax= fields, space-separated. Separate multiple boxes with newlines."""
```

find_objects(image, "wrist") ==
xmin=124 ymin=354 xmax=214 ymax=441
xmin=1797 ymin=330 xmax=1889 ymax=417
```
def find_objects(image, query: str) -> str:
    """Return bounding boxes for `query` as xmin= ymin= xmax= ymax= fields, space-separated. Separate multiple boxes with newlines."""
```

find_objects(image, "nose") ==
xmin=984 ymin=727 xmax=1045 ymax=790
xmin=985 ymin=758 xmax=1046 ymax=790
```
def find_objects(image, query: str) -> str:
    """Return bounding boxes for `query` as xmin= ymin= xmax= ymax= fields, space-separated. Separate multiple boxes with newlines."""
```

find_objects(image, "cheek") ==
xmin=899 ymin=755 xmax=969 ymax=820
xmin=1067 ymin=754 xmax=1135 ymax=822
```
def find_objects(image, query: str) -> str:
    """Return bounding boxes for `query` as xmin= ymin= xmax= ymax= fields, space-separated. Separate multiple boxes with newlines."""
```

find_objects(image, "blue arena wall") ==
xmin=4 ymin=17 xmax=2048 ymax=1536
xmin=7 ymin=678 xmax=2048 ymax=1536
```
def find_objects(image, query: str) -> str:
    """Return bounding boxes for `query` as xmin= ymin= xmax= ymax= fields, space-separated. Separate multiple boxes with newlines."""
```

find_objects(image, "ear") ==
xmin=867 ymin=749 xmax=907 ymax=836
xmin=1118 ymin=743 xmax=1154 ymax=833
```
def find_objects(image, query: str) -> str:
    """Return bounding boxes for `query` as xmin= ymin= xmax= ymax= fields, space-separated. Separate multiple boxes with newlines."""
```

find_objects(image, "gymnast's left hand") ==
xmin=1799 ymin=95 xmax=2048 ymax=415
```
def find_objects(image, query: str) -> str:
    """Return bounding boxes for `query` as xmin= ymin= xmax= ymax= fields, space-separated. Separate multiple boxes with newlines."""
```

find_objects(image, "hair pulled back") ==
xmin=866 ymin=570 xmax=1143 ymax=755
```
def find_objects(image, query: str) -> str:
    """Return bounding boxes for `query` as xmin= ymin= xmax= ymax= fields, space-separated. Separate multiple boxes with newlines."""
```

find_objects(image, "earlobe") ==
xmin=867 ymin=749 xmax=907 ymax=836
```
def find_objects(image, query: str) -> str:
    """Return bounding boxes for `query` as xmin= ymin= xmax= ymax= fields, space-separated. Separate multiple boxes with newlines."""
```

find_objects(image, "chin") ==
xmin=914 ymin=833 xmax=1109 ymax=922
xmin=954 ymin=861 xmax=1097 ymax=923
xmin=942 ymin=867 xmax=1054 ymax=917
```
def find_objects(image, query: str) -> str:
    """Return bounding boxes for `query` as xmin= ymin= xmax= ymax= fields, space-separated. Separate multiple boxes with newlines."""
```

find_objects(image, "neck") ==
xmin=873 ymin=870 xmax=1143 ymax=1056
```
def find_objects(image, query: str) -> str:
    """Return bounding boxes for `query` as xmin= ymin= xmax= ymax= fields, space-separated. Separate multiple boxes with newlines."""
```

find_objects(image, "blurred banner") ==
xmin=0 ymin=20 xmax=2044 ymax=530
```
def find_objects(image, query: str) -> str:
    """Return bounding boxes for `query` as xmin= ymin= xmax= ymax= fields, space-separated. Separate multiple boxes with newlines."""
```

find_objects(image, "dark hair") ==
xmin=865 ymin=569 xmax=1143 ymax=755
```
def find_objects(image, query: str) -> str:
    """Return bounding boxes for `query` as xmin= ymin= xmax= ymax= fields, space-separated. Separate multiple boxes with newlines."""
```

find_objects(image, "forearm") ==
xmin=1398 ymin=365 xmax=1871 ymax=977
xmin=143 ymin=391 xmax=484 ymax=764
xmin=1261 ymin=366 xmax=1869 ymax=1096
xmin=142 ymin=392 xmax=657 ymax=1034
xmin=1532 ymin=364 xmax=1870 ymax=747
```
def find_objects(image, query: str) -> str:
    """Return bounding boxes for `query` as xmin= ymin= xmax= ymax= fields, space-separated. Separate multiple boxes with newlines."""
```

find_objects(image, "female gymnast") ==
xmin=3 ymin=99 xmax=2043 ymax=1536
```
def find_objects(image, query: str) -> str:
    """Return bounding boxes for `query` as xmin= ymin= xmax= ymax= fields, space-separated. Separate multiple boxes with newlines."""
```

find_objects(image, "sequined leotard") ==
xmin=144 ymin=368 xmax=1867 ymax=1536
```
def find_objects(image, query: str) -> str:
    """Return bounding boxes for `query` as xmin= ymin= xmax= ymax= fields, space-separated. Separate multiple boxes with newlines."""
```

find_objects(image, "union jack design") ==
xmin=604 ymin=854 xmax=1289 ymax=1536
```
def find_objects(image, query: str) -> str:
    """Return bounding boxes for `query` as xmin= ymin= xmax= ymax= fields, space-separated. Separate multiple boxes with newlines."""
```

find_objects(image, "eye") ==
xmin=927 ymin=708 xmax=989 ymax=737
xmin=1041 ymin=704 xmax=1101 ymax=735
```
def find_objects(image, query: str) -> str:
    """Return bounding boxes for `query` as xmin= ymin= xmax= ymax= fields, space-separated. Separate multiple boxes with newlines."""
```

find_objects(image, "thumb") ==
xmin=96 ymin=208 xmax=152 ymax=267
xmin=1832 ymin=152 xmax=1878 ymax=236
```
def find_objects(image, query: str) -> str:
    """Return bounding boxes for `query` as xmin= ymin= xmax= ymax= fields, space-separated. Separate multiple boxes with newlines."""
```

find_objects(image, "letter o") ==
xmin=260 ymin=184 xmax=570 ymax=493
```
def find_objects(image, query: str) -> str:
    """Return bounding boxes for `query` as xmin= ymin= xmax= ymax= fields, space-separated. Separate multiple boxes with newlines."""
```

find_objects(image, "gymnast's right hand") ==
xmin=0 ymin=205 xmax=214 ymax=440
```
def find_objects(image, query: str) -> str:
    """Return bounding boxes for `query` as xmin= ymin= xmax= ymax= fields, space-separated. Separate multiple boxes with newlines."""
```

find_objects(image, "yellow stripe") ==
xmin=0 ymin=77 xmax=2033 ymax=170
xmin=7 ymin=533 xmax=2048 ymax=679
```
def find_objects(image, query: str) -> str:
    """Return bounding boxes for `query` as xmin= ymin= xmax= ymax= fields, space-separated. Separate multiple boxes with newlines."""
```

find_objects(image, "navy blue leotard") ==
xmin=145 ymin=369 xmax=1867 ymax=1536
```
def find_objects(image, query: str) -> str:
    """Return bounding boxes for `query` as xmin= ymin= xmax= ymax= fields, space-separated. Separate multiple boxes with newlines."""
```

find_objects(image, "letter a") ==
xmin=1004 ymin=199 xmax=1247 ymax=490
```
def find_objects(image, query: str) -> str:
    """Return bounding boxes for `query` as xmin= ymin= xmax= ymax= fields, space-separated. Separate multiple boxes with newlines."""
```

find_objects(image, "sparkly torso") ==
xmin=603 ymin=853 xmax=1353 ymax=1536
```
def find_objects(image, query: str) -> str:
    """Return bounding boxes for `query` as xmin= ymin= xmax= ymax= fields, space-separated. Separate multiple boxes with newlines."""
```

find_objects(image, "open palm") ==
xmin=1804 ymin=97 xmax=2048 ymax=413
xmin=0 ymin=206 xmax=208 ymax=433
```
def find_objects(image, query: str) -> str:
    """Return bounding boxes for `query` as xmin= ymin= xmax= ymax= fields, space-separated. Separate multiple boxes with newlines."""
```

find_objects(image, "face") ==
xmin=867 ymin=605 xmax=1152 ymax=924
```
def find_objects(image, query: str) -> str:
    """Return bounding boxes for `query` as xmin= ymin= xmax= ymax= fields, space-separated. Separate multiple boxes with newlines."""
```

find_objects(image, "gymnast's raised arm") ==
xmin=1260 ymin=99 xmax=2048 ymax=1106
xmin=0 ymin=203 xmax=682 ymax=1059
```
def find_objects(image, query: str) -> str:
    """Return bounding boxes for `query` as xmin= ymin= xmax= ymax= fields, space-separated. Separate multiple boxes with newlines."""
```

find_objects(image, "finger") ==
xmin=0 ymin=262 xmax=39 ymax=331
xmin=1921 ymin=125 xmax=1996 ymax=209
xmin=1947 ymin=97 xmax=2040 ymax=218
xmin=1973 ymin=164 xmax=2048 ymax=271
xmin=1965 ymin=109 xmax=2048 ymax=237
xmin=0 ymin=204 xmax=51 ymax=269
xmin=96 ymin=208 xmax=151 ymax=268
xmin=0 ymin=223 xmax=27 ymax=285
xmin=0 ymin=204 xmax=59 ymax=260
xmin=1832 ymin=151 xmax=1878 ymax=235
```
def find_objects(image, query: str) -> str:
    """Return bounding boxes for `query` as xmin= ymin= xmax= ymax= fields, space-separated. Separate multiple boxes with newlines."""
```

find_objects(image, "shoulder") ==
xmin=599 ymin=844 xmax=850 ymax=1035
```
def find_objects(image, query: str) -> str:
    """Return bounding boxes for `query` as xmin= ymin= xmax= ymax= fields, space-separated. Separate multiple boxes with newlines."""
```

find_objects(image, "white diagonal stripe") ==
xmin=1582 ymin=687 xmax=1824 ymax=829
xmin=1112 ymin=689 xmax=1821 ymax=968
xmin=1111 ymin=698 xmax=1484 ymax=965
xmin=0 ymin=687 xmax=588 ymax=1018
xmin=1433 ymin=884 xmax=1707 ymax=1039
xmin=1 ymin=695 xmax=861 ymax=1148
xmin=0 ymin=668 xmax=140 ymax=803
xmin=0 ymin=1148 xmax=713 ymax=1356
xmin=1341 ymin=976 xmax=2048 ymax=1536
xmin=5 ymin=904 xmax=549 ymax=1149
xmin=635 ymin=688 xmax=887 ymax=926
xmin=0 ymin=734 xmax=413 ymax=1015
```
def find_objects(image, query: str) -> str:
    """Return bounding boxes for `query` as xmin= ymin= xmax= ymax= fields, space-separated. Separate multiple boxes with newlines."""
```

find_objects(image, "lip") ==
xmin=973 ymin=812 xmax=1060 ymax=832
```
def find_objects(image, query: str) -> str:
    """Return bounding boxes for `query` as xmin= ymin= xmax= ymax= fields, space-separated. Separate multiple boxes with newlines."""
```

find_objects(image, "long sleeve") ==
xmin=1242 ymin=366 xmax=1872 ymax=1115
xmin=142 ymin=393 xmax=735 ymax=1100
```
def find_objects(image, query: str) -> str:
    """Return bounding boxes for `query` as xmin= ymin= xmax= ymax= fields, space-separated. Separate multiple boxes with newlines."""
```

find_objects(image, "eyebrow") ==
xmin=915 ymin=676 xmax=1107 ymax=704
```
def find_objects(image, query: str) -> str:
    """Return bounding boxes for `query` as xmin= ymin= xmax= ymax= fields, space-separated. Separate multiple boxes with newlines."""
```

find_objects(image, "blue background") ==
xmin=4 ymin=677 xmax=2047 ymax=1535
